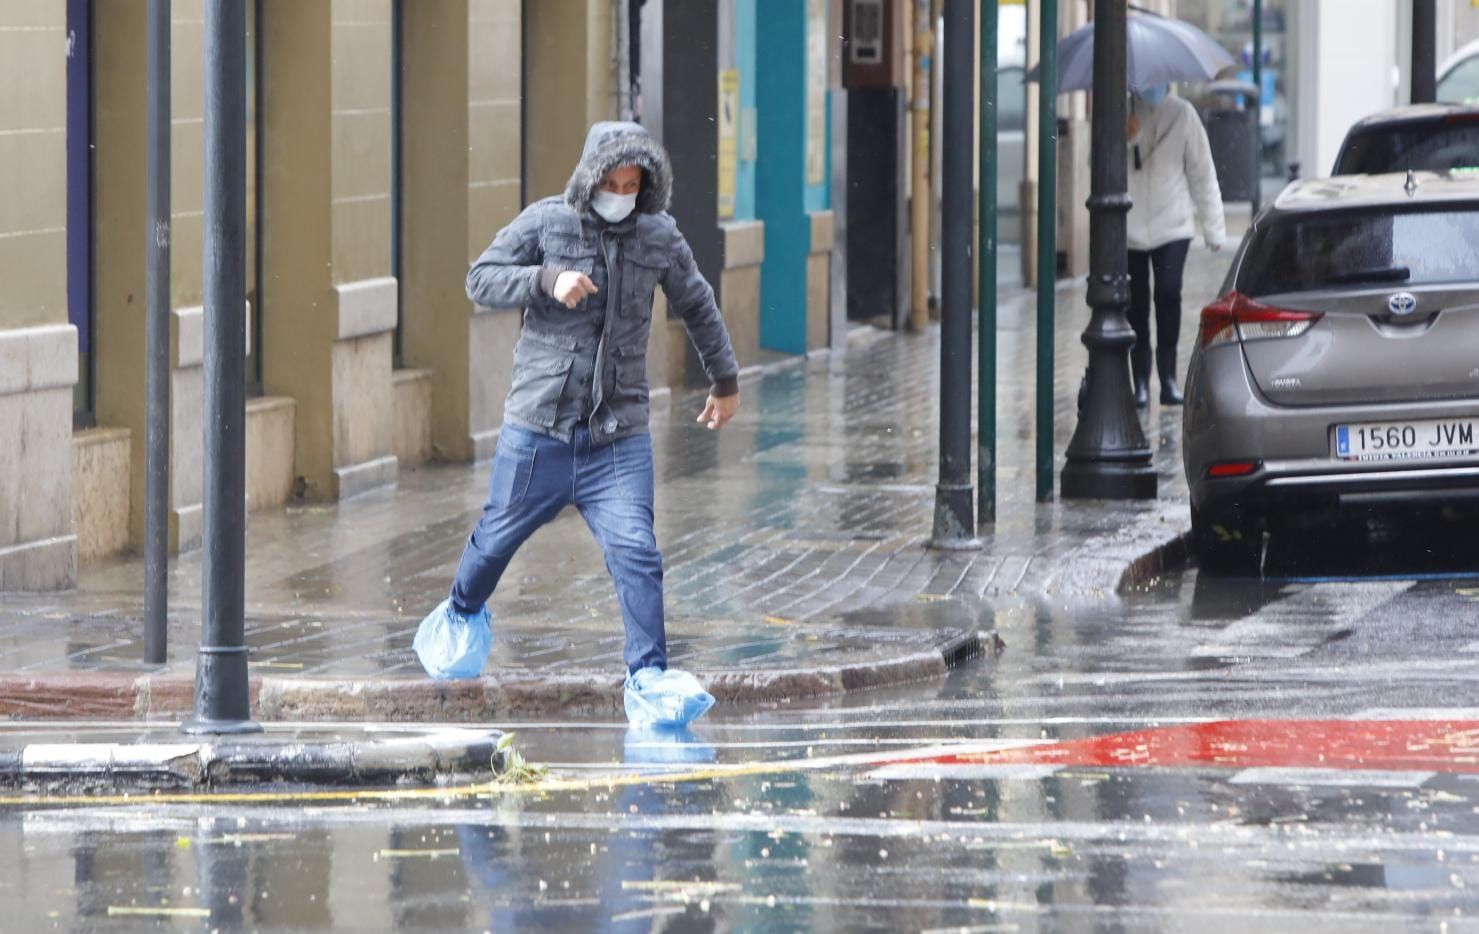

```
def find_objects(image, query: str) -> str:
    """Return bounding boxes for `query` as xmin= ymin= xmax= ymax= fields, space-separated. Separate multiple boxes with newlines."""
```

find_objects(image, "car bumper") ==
xmin=1183 ymin=344 xmax=1479 ymax=512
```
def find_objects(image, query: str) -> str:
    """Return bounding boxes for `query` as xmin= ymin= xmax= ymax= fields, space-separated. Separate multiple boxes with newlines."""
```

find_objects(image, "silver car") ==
xmin=1183 ymin=171 xmax=1479 ymax=573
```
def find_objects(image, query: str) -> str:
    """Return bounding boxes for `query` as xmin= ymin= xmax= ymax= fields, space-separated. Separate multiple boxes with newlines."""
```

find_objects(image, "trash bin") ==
xmin=1203 ymin=81 xmax=1260 ymax=203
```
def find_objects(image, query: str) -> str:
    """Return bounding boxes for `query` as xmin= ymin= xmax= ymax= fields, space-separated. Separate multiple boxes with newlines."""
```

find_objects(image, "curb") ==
xmin=0 ymin=631 xmax=1001 ymax=723
xmin=2 ymin=727 xmax=505 ymax=789
xmin=1032 ymin=504 xmax=1193 ymax=600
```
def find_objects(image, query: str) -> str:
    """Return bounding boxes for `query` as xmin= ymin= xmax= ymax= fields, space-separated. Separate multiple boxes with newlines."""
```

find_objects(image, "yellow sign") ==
xmin=718 ymin=70 xmax=740 ymax=219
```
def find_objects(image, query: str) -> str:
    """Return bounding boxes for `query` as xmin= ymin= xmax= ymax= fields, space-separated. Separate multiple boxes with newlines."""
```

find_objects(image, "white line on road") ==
xmin=1226 ymin=767 xmax=1436 ymax=788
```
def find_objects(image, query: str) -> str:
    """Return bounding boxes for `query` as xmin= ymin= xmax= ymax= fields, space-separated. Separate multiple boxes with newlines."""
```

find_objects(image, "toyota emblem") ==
xmin=1388 ymin=291 xmax=1418 ymax=316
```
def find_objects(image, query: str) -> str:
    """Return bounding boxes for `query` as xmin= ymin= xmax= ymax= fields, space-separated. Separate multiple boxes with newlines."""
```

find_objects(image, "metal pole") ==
xmin=909 ymin=0 xmax=933 ymax=332
xmin=1250 ymin=0 xmax=1262 ymax=215
xmin=978 ymin=0 xmax=999 ymax=530
xmin=144 ymin=0 xmax=170 ymax=665
xmin=1060 ymin=0 xmax=1157 ymax=501
xmin=930 ymin=0 xmax=978 ymax=549
xmin=186 ymin=0 xmax=260 ymax=735
xmin=1033 ymin=0 xmax=1057 ymax=503
xmin=1412 ymin=0 xmax=1436 ymax=104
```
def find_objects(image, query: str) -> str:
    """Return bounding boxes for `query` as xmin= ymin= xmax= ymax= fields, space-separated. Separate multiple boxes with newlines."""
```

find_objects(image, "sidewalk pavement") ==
xmin=0 ymin=233 xmax=1237 ymax=722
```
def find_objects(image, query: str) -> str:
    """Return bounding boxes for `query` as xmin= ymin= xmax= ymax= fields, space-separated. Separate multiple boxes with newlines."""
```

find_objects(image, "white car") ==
xmin=1440 ymin=38 xmax=1479 ymax=105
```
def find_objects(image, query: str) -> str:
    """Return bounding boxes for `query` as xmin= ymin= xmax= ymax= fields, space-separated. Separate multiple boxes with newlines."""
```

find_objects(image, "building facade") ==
xmin=1 ymin=0 xmax=842 ymax=591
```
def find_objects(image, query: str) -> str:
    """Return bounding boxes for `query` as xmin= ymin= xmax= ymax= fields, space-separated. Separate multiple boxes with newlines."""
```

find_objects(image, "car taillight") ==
xmin=1207 ymin=460 xmax=1259 ymax=478
xmin=1197 ymin=292 xmax=1323 ymax=349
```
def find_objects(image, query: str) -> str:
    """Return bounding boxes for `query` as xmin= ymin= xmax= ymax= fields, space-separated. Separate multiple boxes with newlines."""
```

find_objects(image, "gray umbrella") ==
xmin=1025 ymin=12 xmax=1236 ymax=93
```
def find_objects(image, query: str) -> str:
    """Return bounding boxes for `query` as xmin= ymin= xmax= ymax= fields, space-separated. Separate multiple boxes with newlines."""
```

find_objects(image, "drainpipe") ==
xmin=908 ymin=0 xmax=932 ymax=331
xmin=616 ymin=0 xmax=633 ymax=120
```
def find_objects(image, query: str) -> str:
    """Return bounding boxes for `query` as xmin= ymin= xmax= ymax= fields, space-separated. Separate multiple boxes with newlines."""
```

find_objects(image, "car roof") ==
xmin=1345 ymin=102 xmax=1479 ymax=130
xmin=1271 ymin=171 xmax=1479 ymax=214
xmin=1441 ymin=37 xmax=1479 ymax=77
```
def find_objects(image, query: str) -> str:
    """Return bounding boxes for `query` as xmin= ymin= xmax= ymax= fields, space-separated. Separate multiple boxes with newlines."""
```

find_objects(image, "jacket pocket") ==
xmin=506 ymin=334 xmax=577 ymax=428
xmin=623 ymin=243 xmax=670 ymax=316
xmin=542 ymin=234 xmax=599 ymax=309
xmin=612 ymin=342 xmax=650 ymax=410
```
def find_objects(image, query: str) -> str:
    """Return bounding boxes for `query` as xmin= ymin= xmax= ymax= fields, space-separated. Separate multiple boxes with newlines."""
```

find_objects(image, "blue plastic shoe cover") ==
xmin=623 ymin=666 xmax=715 ymax=727
xmin=412 ymin=598 xmax=493 ymax=679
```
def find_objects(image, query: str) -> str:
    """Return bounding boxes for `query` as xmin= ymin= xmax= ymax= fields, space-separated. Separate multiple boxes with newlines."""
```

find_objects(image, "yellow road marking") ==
xmin=377 ymin=848 xmax=460 ymax=859
xmin=108 ymin=906 xmax=212 ymax=918
xmin=0 ymin=757 xmax=831 ymax=808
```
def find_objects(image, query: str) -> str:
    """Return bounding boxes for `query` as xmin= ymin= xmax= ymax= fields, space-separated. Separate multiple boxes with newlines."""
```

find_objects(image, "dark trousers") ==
xmin=1127 ymin=238 xmax=1191 ymax=387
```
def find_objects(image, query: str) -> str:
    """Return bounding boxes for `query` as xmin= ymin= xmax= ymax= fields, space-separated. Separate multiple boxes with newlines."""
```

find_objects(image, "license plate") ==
xmin=1335 ymin=417 xmax=1479 ymax=461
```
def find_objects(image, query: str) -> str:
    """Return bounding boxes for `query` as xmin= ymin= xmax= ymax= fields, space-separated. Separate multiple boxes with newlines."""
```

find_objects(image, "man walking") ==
xmin=416 ymin=122 xmax=740 ymax=724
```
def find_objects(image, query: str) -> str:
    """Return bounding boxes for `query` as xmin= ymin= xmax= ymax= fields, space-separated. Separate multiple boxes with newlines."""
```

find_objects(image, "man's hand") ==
xmin=552 ymin=271 xmax=598 ymax=309
xmin=697 ymin=393 xmax=740 ymax=431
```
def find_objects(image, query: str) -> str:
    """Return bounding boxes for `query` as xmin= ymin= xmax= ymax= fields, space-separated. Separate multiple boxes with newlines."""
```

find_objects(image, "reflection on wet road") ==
xmin=6 ymin=567 xmax=1479 ymax=931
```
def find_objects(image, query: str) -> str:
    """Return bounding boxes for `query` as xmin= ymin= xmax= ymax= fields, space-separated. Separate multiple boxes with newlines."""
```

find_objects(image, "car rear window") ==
xmin=1334 ymin=121 xmax=1479 ymax=175
xmin=1239 ymin=207 xmax=1479 ymax=296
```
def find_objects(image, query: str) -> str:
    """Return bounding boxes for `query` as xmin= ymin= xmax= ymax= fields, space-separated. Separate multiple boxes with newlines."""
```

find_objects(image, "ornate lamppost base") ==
xmin=1061 ymin=459 xmax=1158 ymax=501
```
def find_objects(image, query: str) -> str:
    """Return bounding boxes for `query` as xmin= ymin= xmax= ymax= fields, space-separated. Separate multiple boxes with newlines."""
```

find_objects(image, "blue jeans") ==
xmin=449 ymin=424 xmax=666 ymax=673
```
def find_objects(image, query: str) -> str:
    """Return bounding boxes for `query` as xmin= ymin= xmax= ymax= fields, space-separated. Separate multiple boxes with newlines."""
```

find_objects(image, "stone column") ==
xmin=93 ymin=1 xmax=294 ymax=552
xmin=0 ymin=3 xmax=75 ymax=590
xmin=524 ymin=0 xmax=614 ymax=202
xmin=0 ymin=326 xmax=78 ymax=590
xmin=399 ymin=0 xmax=525 ymax=464
xmin=259 ymin=0 xmax=398 ymax=499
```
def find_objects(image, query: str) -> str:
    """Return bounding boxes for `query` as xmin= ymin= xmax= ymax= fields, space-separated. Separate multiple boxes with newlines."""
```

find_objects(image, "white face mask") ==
xmin=592 ymin=189 xmax=638 ymax=224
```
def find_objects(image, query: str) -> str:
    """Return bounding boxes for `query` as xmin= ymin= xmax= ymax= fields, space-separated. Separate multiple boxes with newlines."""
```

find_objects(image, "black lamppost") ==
xmin=1412 ymin=0 xmax=1437 ymax=104
xmin=185 ymin=0 xmax=260 ymax=734
xmin=1059 ymin=0 xmax=1157 ymax=501
xmin=929 ymin=0 xmax=979 ymax=549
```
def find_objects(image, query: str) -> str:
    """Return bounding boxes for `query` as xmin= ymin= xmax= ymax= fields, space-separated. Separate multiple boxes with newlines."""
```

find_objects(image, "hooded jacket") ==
xmin=466 ymin=122 xmax=740 ymax=447
xmin=1126 ymin=94 xmax=1226 ymax=252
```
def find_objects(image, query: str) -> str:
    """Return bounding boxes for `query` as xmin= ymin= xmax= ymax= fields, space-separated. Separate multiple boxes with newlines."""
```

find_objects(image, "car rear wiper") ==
xmin=1325 ymin=265 xmax=1411 ymax=285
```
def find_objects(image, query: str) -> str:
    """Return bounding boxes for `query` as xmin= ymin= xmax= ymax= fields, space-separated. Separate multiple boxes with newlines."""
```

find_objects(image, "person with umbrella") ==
xmin=1125 ymin=81 xmax=1225 ymax=407
xmin=1029 ymin=10 xmax=1233 ymax=408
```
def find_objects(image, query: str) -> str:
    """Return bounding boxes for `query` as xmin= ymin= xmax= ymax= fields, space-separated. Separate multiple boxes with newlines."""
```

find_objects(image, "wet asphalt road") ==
xmin=4 ymin=540 xmax=1479 ymax=933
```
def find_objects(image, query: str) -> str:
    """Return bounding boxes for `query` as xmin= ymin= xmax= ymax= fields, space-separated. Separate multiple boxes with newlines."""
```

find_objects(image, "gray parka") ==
xmin=466 ymin=122 xmax=740 ymax=447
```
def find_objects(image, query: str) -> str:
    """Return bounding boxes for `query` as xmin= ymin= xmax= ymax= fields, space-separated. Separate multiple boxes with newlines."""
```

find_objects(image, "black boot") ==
xmin=1132 ymin=343 xmax=1152 ymax=410
xmin=1134 ymin=377 xmax=1150 ymax=409
xmin=1160 ymin=376 xmax=1183 ymax=406
xmin=1158 ymin=346 xmax=1184 ymax=406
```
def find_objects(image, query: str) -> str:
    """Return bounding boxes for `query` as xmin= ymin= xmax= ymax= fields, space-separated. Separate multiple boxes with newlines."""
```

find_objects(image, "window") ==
xmin=1240 ymin=207 xmax=1479 ymax=296
xmin=997 ymin=65 xmax=1026 ymax=133
xmin=1334 ymin=120 xmax=1479 ymax=175
xmin=1439 ymin=55 xmax=1479 ymax=106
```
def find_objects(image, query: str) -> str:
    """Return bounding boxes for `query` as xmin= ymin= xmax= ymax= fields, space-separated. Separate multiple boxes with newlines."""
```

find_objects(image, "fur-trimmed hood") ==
xmin=563 ymin=121 xmax=673 ymax=217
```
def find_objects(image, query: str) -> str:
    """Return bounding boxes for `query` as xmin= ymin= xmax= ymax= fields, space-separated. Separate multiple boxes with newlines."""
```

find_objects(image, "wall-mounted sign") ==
xmin=718 ymin=69 xmax=740 ymax=219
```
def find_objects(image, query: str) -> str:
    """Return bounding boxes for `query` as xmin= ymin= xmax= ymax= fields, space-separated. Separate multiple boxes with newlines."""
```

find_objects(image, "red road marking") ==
xmin=898 ymin=720 xmax=1479 ymax=774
